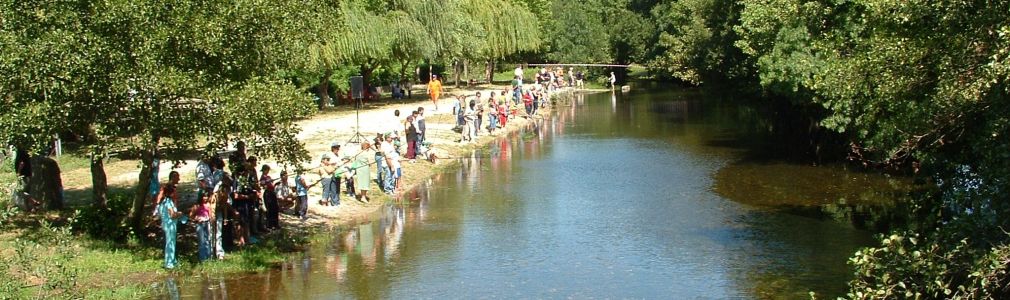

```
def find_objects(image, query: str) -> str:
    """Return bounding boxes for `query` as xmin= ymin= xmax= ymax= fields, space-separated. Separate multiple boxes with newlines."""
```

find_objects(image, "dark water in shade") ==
xmin=165 ymin=87 xmax=909 ymax=299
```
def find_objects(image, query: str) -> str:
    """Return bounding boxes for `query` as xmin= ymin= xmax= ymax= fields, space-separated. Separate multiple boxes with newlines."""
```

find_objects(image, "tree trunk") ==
xmin=400 ymin=61 xmax=411 ymax=98
xmin=463 ymin=60 xmax=469 ymax=87
xmin=453 ymin=60 xmax=461 ymax=88
xmin=361 ymin=64 xmax=374 ymax=101
xmin=90 ymin=151 xmax=108 ymax=208
xmin=28 ymin=156 xmax=63 ymax=210
xmin=317 ymin=70 xmax=332 ymax=110
xmin=485 ymin=60 xmax=494 ymax=83
xmin=128 ymin=139 xmax=158 ymax=234
xmin=399 ymin=61 xmax=410 ymax=86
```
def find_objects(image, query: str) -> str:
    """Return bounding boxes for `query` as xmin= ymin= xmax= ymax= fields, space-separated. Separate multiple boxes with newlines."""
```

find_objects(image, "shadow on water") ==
xmin=634 ymin=84 xmax=913 ymax=232
xmin=712 ymin=161 xmax=914 ymax=232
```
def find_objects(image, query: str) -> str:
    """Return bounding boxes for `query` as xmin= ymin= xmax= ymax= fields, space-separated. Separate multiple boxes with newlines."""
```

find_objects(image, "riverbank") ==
xmin=262 ymin=84 xmax=581 ymax=228
xmin=0 ymin=83 xmax=587 ymax=298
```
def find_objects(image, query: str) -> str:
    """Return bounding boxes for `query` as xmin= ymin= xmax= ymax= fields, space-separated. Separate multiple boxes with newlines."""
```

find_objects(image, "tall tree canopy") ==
xmin=0 ymin=0 xmax=316 ymax=226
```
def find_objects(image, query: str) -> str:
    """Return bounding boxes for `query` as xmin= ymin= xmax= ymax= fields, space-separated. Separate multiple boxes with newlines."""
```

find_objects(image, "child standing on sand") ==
xmin=338 ymin=156 xmax=356 ymax=196
xmin=474 ymin=92 xmax=484 ymax=137
xmin=189 ymin=193 xmax=212 ymax=262
xmin=462 ymin=99 xmax=477 ymax=142
xmin=294 ymin=169 xmax=315 ymax=220
xmin=157 ymin=185 xmax=184 ymax=269
xmin=498 ymin=90 xmax=509 ymax=127
xmin=318 ymin=154 xmax=336 ymax=206
xmin=453 ymin=95 xmax=465 ymax=129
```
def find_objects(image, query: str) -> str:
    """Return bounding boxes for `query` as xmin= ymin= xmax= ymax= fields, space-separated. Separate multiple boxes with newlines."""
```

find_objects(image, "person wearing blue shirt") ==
xmin=294 ymin=169 xmax=315 ymax=220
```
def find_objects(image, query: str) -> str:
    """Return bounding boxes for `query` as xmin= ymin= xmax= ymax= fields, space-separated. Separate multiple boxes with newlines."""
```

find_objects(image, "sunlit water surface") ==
xmin=163 ymin=87 xmax=909 ymax=299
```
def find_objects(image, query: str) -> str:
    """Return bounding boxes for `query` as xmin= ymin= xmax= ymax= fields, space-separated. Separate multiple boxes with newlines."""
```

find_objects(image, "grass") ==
xmin=0 ymin=207 xmax=327 ymax=299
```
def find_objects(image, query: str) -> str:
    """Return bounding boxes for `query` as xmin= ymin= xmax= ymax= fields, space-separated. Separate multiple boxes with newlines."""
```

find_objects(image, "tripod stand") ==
xmin=346 ymin=97 xmax=368 ymax=144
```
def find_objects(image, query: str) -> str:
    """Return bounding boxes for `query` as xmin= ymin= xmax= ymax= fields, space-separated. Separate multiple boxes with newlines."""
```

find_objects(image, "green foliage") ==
xmin=208 ymin=78 xmax=315 ymax=165
xmin=733 ymin=0 xmax=825 ymax=101
xmin=645 ymin=0 xmax=1010 ymax=297
xmin=849 ymin=230 xmax=1010 ymax=299
xmin=543 ymin=1 xmax=611 ymax=64
xmin=1 ymin=220 xmax=82 ymax=299
xmin=1 ymin=0 xmax=321 ymax=230
xmin=461 ymin=0 xmax=542 ymax=60
xmin=650 ymin=0 xmax=752 ymax=85
xmin=72 ymin=192 xmax=133 ymax=242
xmin=0 ymin=204 xmax=17 ymax=228
xmin=606 ymin=8 xmax=655 ymax=65
xmin=512 ymin=0 xmax=552 ymax=20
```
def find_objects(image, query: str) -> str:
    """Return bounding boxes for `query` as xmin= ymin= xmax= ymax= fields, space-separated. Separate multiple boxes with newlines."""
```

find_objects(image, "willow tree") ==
xmin=311 ymin=1 xmax=397 ymax=99
xmin=400 ymin=0 xmax=472 ymax=84
xmin=461 ymin=0 xmax=543 ymax=83
xmin=304 ymin=2 xmax=347 ymax=107
xmin=386 ymin=10 xmax=437 ymax=86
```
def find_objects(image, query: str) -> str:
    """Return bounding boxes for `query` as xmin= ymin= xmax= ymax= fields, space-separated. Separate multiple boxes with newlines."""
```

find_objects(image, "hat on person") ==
xmin=331 ymin=142 xmax=340 ymax=148
xmin=321 ymin=154 xmax=331 ymax=161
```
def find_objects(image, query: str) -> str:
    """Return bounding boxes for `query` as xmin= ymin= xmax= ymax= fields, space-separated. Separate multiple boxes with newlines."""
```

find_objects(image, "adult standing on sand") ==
xmin=514 ymin=65 xmax=524 ymax=85
xmin=416 ymin=107 xmax=427 ymax=142
xmin=354 ymin=142 xmax=373 ymax=203
xmin=426 ymin=75 xmax=443 ymax=111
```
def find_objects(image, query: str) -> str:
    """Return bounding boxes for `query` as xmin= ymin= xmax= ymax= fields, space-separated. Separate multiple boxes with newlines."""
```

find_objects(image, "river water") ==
xmin=168 ymin=87 xmax=908 ymax=299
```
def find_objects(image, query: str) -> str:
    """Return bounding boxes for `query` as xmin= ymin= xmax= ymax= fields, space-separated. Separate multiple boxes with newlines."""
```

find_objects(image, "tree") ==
xmin=460 ymin=0 xmax=542 ymax=83
xmin=543 ymin=1 xmax=610 ymax=65
xmin=1 ymin=0 xmax=317 ymax=231
xmin=649 ymin=0 xmax=1010 ymax=296
xmin=649 ymin=0 xmax=752 ymax=85
xmin=0 ymin=0 xmax=97 ymax=209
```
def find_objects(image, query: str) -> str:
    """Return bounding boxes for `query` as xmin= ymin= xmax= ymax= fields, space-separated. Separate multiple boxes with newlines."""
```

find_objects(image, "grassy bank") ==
xmin=0 ymin=192 xmax=326 ymax=299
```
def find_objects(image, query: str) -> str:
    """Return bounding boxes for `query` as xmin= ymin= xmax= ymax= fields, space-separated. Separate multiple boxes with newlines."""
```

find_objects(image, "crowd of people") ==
xmin=151 ymin=109 xmax=437 ymax=269
xmin=151 ymin=68 xmax=576 ymax=269
xmin=154 ymin=141 xmax=294 ymax=268
xmin=449 ymin=66 xmax=581 ymax=143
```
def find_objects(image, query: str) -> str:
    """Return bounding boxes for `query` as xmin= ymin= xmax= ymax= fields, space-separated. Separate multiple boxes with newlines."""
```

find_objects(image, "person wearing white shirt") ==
xmin=513 ymin=65 xmax=524 ymax=85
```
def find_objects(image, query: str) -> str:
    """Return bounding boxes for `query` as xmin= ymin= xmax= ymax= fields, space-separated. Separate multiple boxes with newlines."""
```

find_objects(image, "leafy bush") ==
xmin=71 ymin=192 xmax=134 ymax=242
xmin=849 ymin=229 xmax=1010 ymax=299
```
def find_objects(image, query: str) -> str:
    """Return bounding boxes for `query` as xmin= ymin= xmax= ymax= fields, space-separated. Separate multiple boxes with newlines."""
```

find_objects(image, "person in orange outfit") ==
xmin=426 ymin=74 xmax=443 ymax=111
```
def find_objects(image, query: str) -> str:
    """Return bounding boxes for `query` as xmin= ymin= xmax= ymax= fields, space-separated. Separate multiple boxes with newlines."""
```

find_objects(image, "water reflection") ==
xmin=172 ymin=88 xmax=904 ymax=299
xmin=713 ymin=161 xmax=912 ymax=231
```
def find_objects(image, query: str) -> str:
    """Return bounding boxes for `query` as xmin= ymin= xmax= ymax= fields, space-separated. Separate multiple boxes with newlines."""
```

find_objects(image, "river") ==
xmin=167 ymin=86 xmax=908 ymax=299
